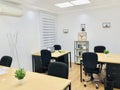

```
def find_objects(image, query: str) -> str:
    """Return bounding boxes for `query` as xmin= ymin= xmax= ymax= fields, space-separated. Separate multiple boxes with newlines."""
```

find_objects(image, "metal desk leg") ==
xmin=32 ymin=55 xmax=35 ymax=72
xmin=69 ymin=52 xmax=72 ymax=68
xmin=80 ymin=62 xmax=82 ymax=82
xmin=69 ymin=83 xmax=71 ymax=90
xmin=64 ymin=83 xmax=71 ymax=90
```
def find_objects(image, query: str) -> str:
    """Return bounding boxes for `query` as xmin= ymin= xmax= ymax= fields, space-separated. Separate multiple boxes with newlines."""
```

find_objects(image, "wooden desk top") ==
xmin=32 ymin=50 xmax=70 ymax=58
xmin=0 ymin=67 xmax=71 ymax=90
xmin=97 ymin=53 xmax=120 ymax=64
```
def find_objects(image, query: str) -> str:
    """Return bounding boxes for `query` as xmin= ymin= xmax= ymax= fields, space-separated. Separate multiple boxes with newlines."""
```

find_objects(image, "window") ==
xmin=40 ymin=12 xmax=57 ymax=49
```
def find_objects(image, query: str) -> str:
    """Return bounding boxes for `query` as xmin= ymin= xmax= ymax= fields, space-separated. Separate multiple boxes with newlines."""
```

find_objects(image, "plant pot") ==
xmin=18 ymin=79 xmax=24 ymax=85
xmin=104 ymin=54 xmax=108 ymax=57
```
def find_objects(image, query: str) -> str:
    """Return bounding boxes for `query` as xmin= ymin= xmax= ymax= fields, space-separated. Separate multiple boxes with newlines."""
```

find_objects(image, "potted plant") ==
xmin=104 ymin=50 xmax=109 ymax=55
xmin=15 ymin=68 xmax=26 ymax=80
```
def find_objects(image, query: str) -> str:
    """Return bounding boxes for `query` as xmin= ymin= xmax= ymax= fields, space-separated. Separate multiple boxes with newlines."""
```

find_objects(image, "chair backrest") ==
xmin=41 ymin=49 xmax=51 ymax=69
xmin=82 ymin=52 xmax=98 ymax=73
xmin=48 ymin=62 xmax=68 ymax=79
xmin=53 ymin=45 xmax=61 ymax=50
xmin=94 ymin=46 xmax=106 ymax=53
xmin=0 ymin=56 xmax=12 ymax=67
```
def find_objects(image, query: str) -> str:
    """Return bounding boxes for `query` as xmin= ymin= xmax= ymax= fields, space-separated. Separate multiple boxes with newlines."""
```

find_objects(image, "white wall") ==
xmin=1 ymin=5 xmax=120 ymax=70
xmin=57 ymin=6 xmax=120 ymax=62
xmin=0 ymin=9 xmax=41 ymax=71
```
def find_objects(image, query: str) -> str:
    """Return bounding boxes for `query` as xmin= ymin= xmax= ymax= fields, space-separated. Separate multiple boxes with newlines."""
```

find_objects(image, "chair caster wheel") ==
xmin=101 ymin=80 xmax=104 ymax=84
xmin=83 ymin=79 xmax=85 ymax=82
xmin=96 ymin=86 xmax=98 ymax=89
xmin=84 ymin=84 xmax=87 ymax=87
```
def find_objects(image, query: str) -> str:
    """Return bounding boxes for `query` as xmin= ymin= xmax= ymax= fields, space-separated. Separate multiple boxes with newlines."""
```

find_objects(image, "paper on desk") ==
xmin=0 ymin=67 xmax=8 ymax=75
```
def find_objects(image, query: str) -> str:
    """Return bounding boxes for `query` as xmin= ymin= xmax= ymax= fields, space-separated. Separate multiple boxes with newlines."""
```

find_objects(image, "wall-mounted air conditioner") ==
xmin=4 ymin=0 xmax=23 ymax=4
xmin=0 ymin=3 xmax=23 ymax=17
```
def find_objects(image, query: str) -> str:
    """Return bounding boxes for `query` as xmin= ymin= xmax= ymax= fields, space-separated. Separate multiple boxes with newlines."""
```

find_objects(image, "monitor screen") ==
xmin=47 ymin=47 xmax=55 ymax=53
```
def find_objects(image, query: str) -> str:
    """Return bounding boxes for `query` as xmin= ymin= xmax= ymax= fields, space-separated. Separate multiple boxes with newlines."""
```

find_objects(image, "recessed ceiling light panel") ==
xmin=71 ymin=0 xmax=90 ymax=5
xmin=55 ymin=2 xmax=73 ymax=8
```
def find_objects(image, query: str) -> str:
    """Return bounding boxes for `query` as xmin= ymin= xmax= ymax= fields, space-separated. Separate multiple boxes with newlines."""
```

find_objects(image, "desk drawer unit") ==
xmin=106 ymin=63 xmax=120 ymax=89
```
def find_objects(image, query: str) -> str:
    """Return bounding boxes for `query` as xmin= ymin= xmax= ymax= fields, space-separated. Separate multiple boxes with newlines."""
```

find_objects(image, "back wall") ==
xmin=57 ymin=5 xmax=120 ymax=62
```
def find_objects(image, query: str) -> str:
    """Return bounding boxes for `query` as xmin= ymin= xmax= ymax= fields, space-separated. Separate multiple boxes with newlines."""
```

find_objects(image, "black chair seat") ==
xmin=48 ymin=62 xmax=68 ymax=79
xmin=84 ymin=67 xmax=100 ymax=74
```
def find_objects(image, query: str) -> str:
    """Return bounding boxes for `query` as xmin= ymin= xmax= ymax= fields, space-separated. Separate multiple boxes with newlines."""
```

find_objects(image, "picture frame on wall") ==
xmin=63 ymin=28 xmax=69 ymax=33
xmin=102 ymin=22 xmax=111 ymax=28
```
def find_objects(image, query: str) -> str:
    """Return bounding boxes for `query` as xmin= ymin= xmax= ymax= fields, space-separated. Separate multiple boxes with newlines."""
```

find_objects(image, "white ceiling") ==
xmin=3 ymin=0 xmax=120 ymax=14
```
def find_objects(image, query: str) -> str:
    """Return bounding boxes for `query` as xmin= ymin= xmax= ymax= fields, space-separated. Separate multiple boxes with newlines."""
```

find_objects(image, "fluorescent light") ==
xmin=54 ymin=0 xmax=90 ymax=8
xmin=71 ymin=0 xmax=90 ymax=5
xmin=55 ymin=2 xmax=73 ymax=8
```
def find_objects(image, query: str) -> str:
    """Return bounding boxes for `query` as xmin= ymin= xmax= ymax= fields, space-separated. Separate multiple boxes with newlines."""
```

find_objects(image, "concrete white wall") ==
xmin=0 ymin=9 xmax=41 ymax=71
xmin=57 ymin=6 xmax=120 ymax=62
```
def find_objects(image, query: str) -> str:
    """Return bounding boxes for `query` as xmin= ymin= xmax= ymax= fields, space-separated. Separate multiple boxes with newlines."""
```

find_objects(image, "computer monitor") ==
xmin=47 ymin=47 xmax=55 ymax=53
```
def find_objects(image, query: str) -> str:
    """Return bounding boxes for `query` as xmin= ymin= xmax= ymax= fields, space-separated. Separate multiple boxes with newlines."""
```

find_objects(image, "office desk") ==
xmin=97 ymin=53 xmax=120 ymax=64
xmin=80 ymin=53 xmax=120 ymax=82
xmin=32 ymin=50 xmax=71 ymax=72
xmin=0 ymin=67 xmax=71 ymax=90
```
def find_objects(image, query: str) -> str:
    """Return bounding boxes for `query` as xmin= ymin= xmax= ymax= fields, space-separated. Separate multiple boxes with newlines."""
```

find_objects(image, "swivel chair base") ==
xmin=82 ymin=74 xmax=99 ymax=89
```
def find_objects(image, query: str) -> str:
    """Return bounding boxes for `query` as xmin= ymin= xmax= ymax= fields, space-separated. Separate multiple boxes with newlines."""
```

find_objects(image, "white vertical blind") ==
xmin=40 ymin=12 xmax=57 ymax=49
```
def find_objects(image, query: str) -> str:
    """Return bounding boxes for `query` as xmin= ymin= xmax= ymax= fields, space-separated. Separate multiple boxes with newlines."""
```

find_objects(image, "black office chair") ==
xmin=82 ymin=52 xmax=100 ymax=89
xmin=0 ymin=56 xmax=12 ymax=67
xmin=94 ymin=46 xmax=106 ymax=53
xmin=94 ymin=45 xmax=106 ymax=71
xmin=53 ymin=45 xmax=61 ymax=50
xmin=41 ymin=49 xmax=51 ymax=73
xmin=48 ymin=62 xmax=68 ymax=79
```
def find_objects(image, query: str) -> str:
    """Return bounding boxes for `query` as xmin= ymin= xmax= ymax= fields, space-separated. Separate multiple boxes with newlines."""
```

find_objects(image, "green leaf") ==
xmin=104 ymin=50 xmax=109 ymax=54
xmin=15 ymin=68 xmax=26 ymax=80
